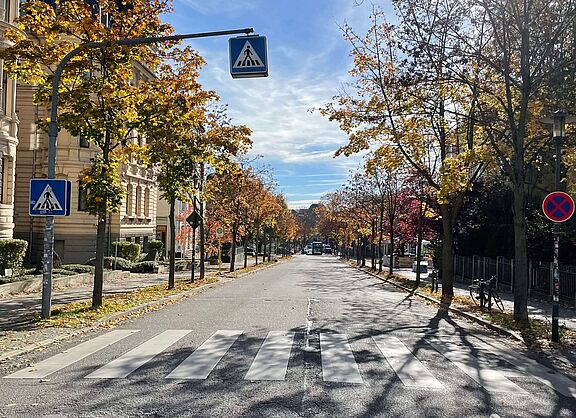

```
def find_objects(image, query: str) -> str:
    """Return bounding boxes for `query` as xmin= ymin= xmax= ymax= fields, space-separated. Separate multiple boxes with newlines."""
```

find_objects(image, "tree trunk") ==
xmin=267 ymin=234 xmax=272 ymax=262
xmin=361 ymin=237 xmax=366 ymax=267
xmin=199 ymin=163 xmax=205 ymax=280
xmin=243 ymin=237 xmax=248 ymax=268
xmin=513 ymin=185 xmax=529 ymax=324
xmin=440 ymin=204 xmax=454 ymax=308
xmin=388 ymin=219 xmax=395 ymax=275
xmin=92 ymin=201 xmax=107 ymax=308
xmin=168 ymin=198 xmax=176 ymax=289
xmin=230 ymin=221 xmax=237 ymax=272
xmin=378 ymin=209 xmax=384 ymax=273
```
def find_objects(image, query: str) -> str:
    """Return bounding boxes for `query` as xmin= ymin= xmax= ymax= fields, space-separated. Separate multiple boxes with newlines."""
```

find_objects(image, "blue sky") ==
xmin=164 ymin=1 xmax=390 ymax=208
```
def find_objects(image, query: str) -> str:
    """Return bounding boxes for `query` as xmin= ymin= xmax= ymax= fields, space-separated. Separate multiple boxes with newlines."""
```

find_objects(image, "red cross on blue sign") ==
xmin=543 ymin=192 xmax=575 ymax=223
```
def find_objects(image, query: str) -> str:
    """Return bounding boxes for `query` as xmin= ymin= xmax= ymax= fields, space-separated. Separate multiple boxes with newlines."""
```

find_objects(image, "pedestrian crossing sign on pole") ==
xmin=229 ymin=35 xmax=268 ymax=78
xmin=29 ymin=179 xmax=70 ymax=216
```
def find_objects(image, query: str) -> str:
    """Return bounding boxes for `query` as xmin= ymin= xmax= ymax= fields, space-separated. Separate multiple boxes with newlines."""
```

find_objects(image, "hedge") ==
xmin=147 ymin=240 xmax=164 ymax=254
xmin=61 ymin=264 xmax=94 ymax=274
xmin=0 ymin=239 xmax=28 ymax=275
xmin=111 ymin=241 xmax=141 ymax=262
xmin=86 ymin=257 xmax=132 ymax=271
xmin=130 ymin=261 xmax=156 ymax=273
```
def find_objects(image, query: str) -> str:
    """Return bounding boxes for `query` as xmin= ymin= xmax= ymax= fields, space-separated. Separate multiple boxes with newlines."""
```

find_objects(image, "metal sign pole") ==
xmin=552 ymin=135 xmax=562 ymax=342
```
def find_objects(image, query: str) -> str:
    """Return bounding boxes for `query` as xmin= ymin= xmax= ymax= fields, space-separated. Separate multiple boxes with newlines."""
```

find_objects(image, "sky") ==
xmin=162 ymin=0 xmax=394 ymax=209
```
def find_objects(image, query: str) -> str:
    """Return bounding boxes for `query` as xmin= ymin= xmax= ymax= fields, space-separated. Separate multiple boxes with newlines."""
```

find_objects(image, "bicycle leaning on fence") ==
xmin=468 ymin=275 xmax=505 ymax=312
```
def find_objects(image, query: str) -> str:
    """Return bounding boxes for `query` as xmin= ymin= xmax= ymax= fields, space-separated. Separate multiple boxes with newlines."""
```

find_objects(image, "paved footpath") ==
xmin=394 ymin=268 xmax=576 ymax=330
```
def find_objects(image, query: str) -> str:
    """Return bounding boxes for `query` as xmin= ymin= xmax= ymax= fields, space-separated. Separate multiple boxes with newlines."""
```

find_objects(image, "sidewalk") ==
xmin=394 ymin=268 xmax=576 ymax=330
xmin=0 ymin=258 xmax=267 ymax=363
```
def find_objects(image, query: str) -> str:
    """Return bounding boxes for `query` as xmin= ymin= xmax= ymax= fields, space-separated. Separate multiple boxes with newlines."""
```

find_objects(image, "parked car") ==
xmin=323 ymin=246 xmax=333 ymax=254
xmin=304 ymin=246 xmax=313 ymax=255
xmin=245 ymin=247 xmax=256 ymax=257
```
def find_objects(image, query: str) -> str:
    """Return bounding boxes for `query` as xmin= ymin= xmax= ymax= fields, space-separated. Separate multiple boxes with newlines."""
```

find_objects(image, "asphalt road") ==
xmin=1 ymin=255 xmax=575 ymax=418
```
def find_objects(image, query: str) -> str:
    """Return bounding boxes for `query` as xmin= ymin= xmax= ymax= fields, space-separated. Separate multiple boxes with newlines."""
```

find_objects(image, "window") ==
xmin=144 ymin=188 xmax=150 ymax=217
xmin=78 ymin=183 xmax=87 ymax=211
xmin=1 ymin=0 xmax=10 ymax=22
xmin=79 ymin=132 xmax=90 ymax=148
xmin=0 ymin=157 xmax=5 ymax=204
xmin=126 ymin=184 xmax=133 ymax=215
xmin=135 ymin=186 xmax=141 ymax=216
xmin=0 ymin=68 xmax=8 ymax=116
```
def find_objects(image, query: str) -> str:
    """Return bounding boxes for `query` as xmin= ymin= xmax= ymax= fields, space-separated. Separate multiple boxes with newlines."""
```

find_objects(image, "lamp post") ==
xmin=40 ymin=28 xmax=254 ymax=319
xmin=552 ymin=110 xmax=566 ymax=342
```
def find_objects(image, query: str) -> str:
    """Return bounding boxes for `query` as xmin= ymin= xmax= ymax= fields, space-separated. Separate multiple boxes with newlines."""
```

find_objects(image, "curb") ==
xmin=0 ymin=259 xmax=289 ymax=362
xmin=349 ymin=263 xmax=525 ymax=344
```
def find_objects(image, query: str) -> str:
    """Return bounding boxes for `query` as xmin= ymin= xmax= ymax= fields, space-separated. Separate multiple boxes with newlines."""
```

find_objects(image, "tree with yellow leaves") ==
xmin=1 ymin=0 xmax=173 ymax=307
xmin=321 ymin=4 xmax=488 ymax=306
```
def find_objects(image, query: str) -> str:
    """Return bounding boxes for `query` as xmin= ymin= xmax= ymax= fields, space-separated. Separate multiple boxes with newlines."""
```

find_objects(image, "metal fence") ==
xmin=454 ymin=254 xmax=576 ymax=304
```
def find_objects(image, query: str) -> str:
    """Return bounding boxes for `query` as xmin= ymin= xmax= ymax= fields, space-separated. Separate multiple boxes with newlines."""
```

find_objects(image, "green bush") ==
xmin=86 ymin=257 xmax=132 ymax=271
xmin=0 ymin=239 xmax=28 ymax=276
xmin=130 ymin=261 xmax=157 ymax=273
xmin=61 ymin=264 xmax=94 ymax=274
xmin=53 ymin=268 xmax=79 ymax=277
xmin=111 ymin=241 xmax=141 ymax=262
xmin=148 ymin=240 xmax=164 ymax=254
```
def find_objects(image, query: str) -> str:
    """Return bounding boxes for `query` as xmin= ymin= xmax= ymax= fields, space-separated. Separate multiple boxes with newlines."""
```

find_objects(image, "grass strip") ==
xmin=37 ymin=277 xmax=218 ymax=328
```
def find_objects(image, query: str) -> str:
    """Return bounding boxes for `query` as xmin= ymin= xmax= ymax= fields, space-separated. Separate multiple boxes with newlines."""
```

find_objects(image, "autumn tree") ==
xmin=322 ymin=4 xmax=488 ymax=306
xmin=450 ymin=0 xmax=576 ymax=323
xmin=2 ymin=0 xmax=173 ymax=307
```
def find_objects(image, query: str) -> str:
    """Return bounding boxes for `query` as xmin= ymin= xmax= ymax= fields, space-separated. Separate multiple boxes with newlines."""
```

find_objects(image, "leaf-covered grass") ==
xmin=38 ymin=277 xmax=218 ymax=328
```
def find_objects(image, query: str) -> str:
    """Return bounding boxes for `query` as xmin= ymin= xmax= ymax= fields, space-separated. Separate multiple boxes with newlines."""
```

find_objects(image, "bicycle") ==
xmin=469 ymin=275 xmax=505 ymax=312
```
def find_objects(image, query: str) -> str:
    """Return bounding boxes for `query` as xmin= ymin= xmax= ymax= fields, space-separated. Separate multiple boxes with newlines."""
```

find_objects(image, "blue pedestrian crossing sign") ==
xmin=29 ymin=179 xmax=71 ymax=216
xmin=229 ymin=35 xmax=268 ymax=78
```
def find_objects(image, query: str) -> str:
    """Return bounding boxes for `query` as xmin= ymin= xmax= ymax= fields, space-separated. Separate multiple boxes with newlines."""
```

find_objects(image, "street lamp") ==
xmin=543 ymin=110 xmax=574 ymax=342
xmin=40 ymin=28 xmax=254 ymax=318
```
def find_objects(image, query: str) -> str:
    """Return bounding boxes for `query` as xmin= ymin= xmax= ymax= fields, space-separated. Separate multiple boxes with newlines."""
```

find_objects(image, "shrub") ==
xmin=148 ymin=240 xmax=164 ymax=254
xmin=86 ymin=257 xmax=132 ymax=271
xmin=0 ymin=239 xmax=28 ymax=276
xmin=111 ymin=241 xmax=141 ymax=262
xmin=130 ymin=261 xmax=156 ymax=273
xmin=61 ymin=264 xmax=94 ymax=274
xmin=53 ymin=268 xmax=79 ymax=276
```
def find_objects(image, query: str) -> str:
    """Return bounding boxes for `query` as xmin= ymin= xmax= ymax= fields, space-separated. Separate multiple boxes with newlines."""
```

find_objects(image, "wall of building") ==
xmin=14 ymin=84 xmax=158 ymax=264
xmin=0 ymin=0 xmax=21 ymax=239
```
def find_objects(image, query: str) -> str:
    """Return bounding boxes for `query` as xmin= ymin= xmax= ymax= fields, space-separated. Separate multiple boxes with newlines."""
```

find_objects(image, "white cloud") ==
xmin=287 ymin=199 xmax=320 ymax=209
xmin=179 ymin=0 xmax=257 ymax=15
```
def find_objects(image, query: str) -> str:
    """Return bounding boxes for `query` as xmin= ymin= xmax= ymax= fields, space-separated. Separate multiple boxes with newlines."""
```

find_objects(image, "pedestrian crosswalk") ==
xmin=3 ymin=329 xmax=575 ymax=398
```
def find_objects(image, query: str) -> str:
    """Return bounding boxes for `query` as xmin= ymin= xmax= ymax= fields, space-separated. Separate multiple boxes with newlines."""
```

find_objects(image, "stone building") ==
xmin=13 ymin=62 xmax=158 ymax=264
xmin=0 ymin=0 xmax=20 ymax=239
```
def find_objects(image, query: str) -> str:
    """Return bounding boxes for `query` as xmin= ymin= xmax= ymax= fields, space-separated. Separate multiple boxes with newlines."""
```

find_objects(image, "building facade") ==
xmin=13 ymin=62 xmax=159 ymax=264
xmin=0 ymin=0 xmax=20 ymax=239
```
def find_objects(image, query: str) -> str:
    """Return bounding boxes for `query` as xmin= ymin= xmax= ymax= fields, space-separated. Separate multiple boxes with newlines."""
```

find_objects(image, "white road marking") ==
xmin=4 ymin=330 xmax=139 ymax=379
xmin=85 ymin=330 xmax=191 ymax=379
xmin=373 ymin=335 xmax=443 ymax=389
xmin=428 ymin=340 xmax=526 ymax=393
xmin=166 ymin=330 xmax=242 ymax=380
xmin=320 ymin=333 xmax=363 ymax=384
xmin=471 ymin=337 xmax=576 ymax=399
xmin=245 ymin=331 xmax=295 ymax=381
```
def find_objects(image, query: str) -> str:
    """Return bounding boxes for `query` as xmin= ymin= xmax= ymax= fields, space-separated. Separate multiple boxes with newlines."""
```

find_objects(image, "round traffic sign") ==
xmin=543 ymin=192 xmax=575 ymax=222
xmin=216 ymin=227 xmax=224 ymax=238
